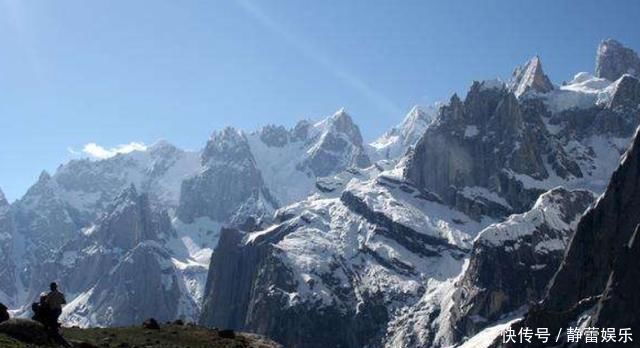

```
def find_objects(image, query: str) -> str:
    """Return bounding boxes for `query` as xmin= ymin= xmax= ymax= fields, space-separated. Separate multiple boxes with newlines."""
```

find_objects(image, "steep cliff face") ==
xmin=448 ymin=188 xmax=595 ymax=343
xmin=55 ymin=186 xmax=197 ymax=327
xmin=12 ymin=171 xmax=78 ymax=251
xmin=403 ymin=79 xmax=579 ymax=217
xmin=492 ymin=127 xmax=640 ymax=347
xmin=596 ymin=39 xmax=640 ymax=81
xmin=0 ymin=189 xmax=16 ymax=306
xmin=10 ymin=172 xmax=79 ymax=300
xmin=200 ymin=171 xmax=489 ymax=348
xmin=177 ymin=127 xmax=277 ymax=224
xmin=301 ymin=109 xmax=371 ymax=177
xmin=509 ymin=56 xmax=555 ymax=97
xmin=404 ymin=66 xmax=640 ymax=221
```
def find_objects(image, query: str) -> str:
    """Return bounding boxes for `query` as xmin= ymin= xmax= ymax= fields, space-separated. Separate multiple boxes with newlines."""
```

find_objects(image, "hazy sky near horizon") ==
xmin=1 ymin=0 xmax=639 ymax=201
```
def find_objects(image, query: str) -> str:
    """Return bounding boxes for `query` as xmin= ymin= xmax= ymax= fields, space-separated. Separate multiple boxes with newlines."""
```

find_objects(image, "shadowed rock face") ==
xmin=302 ymin=109 xmax=371 ymax=177
xmin=403 ymin=83 xmax=581 ymax=217
xmin=403 ymin=71 xmax=640 ymax=223
xmin=596 ymin=39 xmax=640 ymax=81
xmin=177 ymin=127 xmax=276 ymax=224
xmin=200 ymin=226 xmax=393 ymax=348
xmin=27 ymin=186 xmax=192 ymax=328
xmin=502 ymin=127 xmax=640 ymax=347
xmin=449 ymin=188 xmax=595 ymax=342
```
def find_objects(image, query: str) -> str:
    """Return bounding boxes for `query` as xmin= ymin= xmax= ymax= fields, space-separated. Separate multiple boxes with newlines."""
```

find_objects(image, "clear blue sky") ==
xmin=1 ymin=0 xmax=639 ymax=201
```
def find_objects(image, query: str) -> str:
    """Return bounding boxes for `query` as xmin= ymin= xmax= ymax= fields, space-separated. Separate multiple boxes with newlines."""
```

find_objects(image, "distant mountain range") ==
xmin=0 ymin=38 xmax=639 ymax=348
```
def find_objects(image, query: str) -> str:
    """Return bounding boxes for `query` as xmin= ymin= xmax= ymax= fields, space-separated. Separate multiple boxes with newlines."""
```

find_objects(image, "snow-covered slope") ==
xmin=247 ymin=108 xmax=372 ymax=206
xmin=53 ymin=140 xmax=201 ymax=215
xmin=200 ymin=166 xmax=495 ymax=348
xmin=369 ymin=105 xmax=438 ymax=161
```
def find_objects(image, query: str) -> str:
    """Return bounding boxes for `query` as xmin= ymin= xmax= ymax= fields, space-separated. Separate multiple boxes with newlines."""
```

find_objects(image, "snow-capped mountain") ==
xmin=508 ymin=56 xmax=554 ymax=97
xmin=1 ymin=108 xmax=377 ymax=327
xmin=248 ymin=108 xmax=372 ymax=205
xmin=369 ymin=105 xmax=438 ymax=161
xmin=199 ymin=39 xmax=640 ymax=348
xmin=1 ymin=37 xmax=638 ymax=346
xmin=200 ymin=170 xmax=490 ymax=347
xmin=6 ymin=142 xmax=204 ymax=312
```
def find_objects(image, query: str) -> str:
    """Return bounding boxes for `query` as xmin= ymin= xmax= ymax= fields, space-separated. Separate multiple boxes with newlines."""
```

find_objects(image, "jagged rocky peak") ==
xmin=405 ymin=105 xmax=431 ymax=124
xmin=0 ymin=186 xmax=15 ymax=306
xmin=395 ymin=105 xmax=438 ymax=139
xmin=37 ymin=170 xmax=52 ymax=183
xmin=606 ymin=73 xmax=640 ymax=109
xmin=369 ymin=104 xmax=438 ymax=160
xmin=95 ymin=184 xmax=171 ymax=250
xmin=509 ymin=56 xmax=554 ymax=97
xmin=0 ymin=188 xmax=7 ymax=207
xmin=202 ymin=127 xmax=252 ymax=164
xmin=403 ymin=80 xmax=576 ymax=216
xmin=13 ymin=168 xmax=76 ymax=243
xmin=177 ymin=126 xmax=275 ymax=224
xmin=292 ymin=119 xmax=312 ymax=141
xmin=303 ymin=108 xmax=371 ymax=177
xmin=147 ymin=139 xmax=179 ymax=156
xmin=0 ymin=186 xmax=13 ymax=236
xmin=596 ymin=38 xmax=640 ymax=81
xmin=259 ymin=124 xmax=290 ymax=147
xmin=326 ymin=107 xmax=363 ymax=143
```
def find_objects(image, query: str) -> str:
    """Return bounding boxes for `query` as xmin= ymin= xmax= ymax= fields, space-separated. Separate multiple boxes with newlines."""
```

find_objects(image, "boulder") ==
xmin=219 ymin=329 xmax=236 ymax=339
xmin=142 ymin=318 xmax=160 ymax=330
xmin=0 ymin=318 xmax=50 ymax=344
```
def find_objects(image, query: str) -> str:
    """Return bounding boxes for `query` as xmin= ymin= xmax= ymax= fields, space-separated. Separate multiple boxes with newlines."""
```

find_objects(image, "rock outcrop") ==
xmin=48 ymin=186 xmax=192 ymax=327
xmin=0 ymin=189 xmax=16 ymax=305
xmin=403 ymin=81 xmax=580 ymax=217
xmin=509 ymin=56 xmax=554 ymax=97
xmin=0 ymin=319 xmax=50 ymax=345
xmin=505 ymin=127 xmax=640 ymax=347
xmin=370 ymin=105 xmax=437 ymax=161
xmin=596 ymin=39 xmax=640 ymax=81
xmin=177 ymin=127 xmax=277 ymax=224
xmin=449 ymin=188 xmax=595 ymax=342
xmin=301 ymin=108 xmax=371 ymax=177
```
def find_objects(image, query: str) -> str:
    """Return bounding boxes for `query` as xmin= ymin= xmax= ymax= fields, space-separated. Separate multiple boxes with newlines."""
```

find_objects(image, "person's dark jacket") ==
xmin=0 ymin=302 xmax=9 ymax=323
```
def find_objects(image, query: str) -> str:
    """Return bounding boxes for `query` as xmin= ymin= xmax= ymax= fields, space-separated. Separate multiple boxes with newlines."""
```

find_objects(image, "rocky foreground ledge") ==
xmin=0 ymin=319 xmax=282 ymax=348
